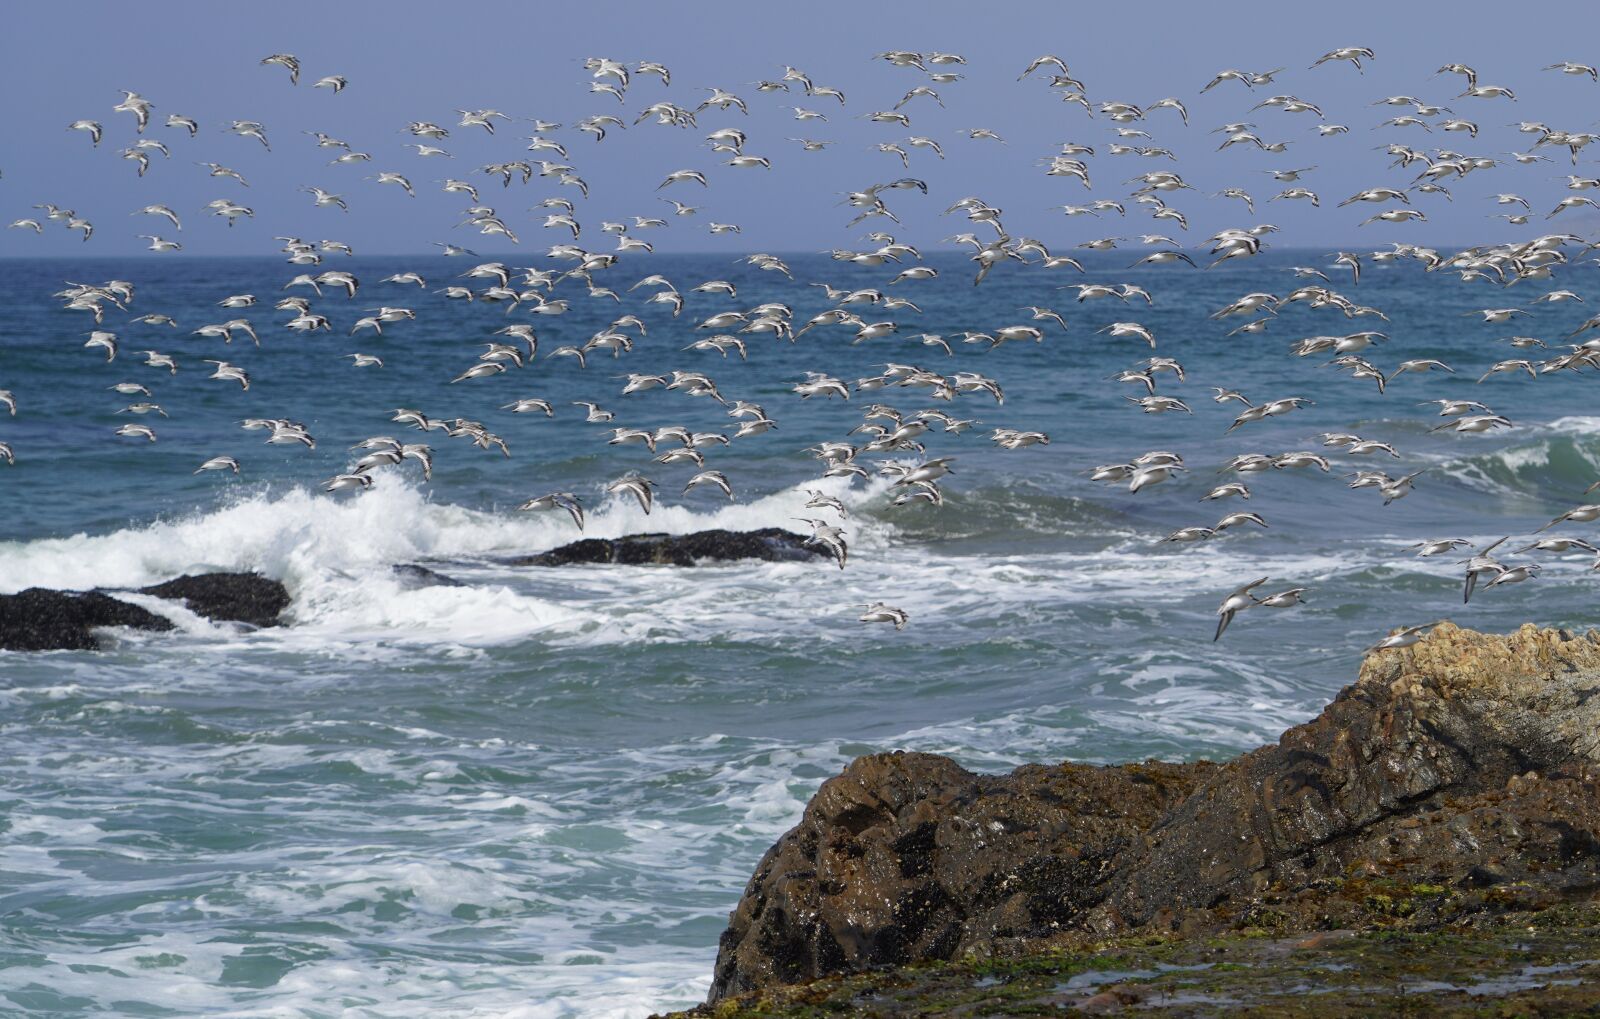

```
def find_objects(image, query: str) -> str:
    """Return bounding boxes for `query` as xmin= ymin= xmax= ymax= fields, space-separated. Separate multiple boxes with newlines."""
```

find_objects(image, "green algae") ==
xmin=663 ymin=916 xmax=1600 ymax=1018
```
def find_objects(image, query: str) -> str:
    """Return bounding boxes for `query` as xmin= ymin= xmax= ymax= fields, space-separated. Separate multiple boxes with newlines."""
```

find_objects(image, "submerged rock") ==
xmin=0 ymin=572 xmax=290 ymax=651
xmin=392 ymin=563 xmax=465 ymax=588
xmin=138 ymin=573 xmax=289 ymax=628
xmin=508 ymin=528 xmax=827 ymax=567
xmin=707 ymin=623 xmax=1600 ymax=1002
xmin=0 ymin=588 xmax=175 ymax=651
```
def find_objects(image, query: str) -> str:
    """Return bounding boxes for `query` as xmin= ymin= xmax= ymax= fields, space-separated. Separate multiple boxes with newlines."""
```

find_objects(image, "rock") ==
xmin=663 ymin=922 xmax=1600 ymax=1017
xmin=708 ymin=753 xmax=1212 ymax=1000
xmin=706 ymin=623 xmax=1600 ymax=1002
xmin=0 ymin=588 xmax=175 ymax=651
xmin=1 ymin=572 xmax=292 ymax=651
xmin=138 ymin=573 xmax=289 ymax=627
xmin=393 ymin=564 xmax=464 ymax=588
xmin=506 ymin=528 xmax=827 ymax=567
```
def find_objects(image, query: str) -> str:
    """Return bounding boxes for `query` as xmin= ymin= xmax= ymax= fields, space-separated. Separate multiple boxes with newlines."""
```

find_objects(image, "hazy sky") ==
xmin=2 ymin=0 xmax=1597 ymax=259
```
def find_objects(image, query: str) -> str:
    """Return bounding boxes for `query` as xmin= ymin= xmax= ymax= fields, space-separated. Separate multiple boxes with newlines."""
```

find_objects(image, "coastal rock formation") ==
xmin=138 ymin=572 xmax=290 ymax=628
xmin=0 ymin=573 xmax=290 ymax=651
xmin=707 ymin=623 xmax=1600 ymax=1002
xmin=508 ymin=528 xmax=827 ymax=567
xmin=0 ymin=588 xmax=176 ymax=651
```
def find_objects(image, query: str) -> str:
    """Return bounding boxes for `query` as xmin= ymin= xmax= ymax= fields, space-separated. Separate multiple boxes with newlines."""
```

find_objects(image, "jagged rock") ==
xmin=0 ymin=588 xmax=175 ymax=651
xmin=708 ymin=754 xmax=1211 ymax=999
xmin=507 ymin=528 xmax=827 ymax=567
xmin=138 ymin=573 xmax=289 ymax=628
xmin=707 ymin=624 xmax=1600 ymax=1002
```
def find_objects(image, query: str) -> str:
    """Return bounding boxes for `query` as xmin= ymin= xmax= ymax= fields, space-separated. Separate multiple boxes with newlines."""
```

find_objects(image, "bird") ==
xmin=1407 ymin=538 xmax=1472 ymax=558
xmin=684 ymin=470 xmax=733 ymax=499
xmin=260 ymin=53 xmax=301 ymax=84
xmin=607 ymin=475 xmax=657 ymax=514
xmin=324 ymin=472 xmax=374 ymax=492
xmin=1366 ymin=623 xmax=1439 ymax=654
xmin=796 ymin=518 xmax=848 ymax=569
xmin=194 ymin=456 xmax=240 ymax=475
xmin=519 ymin=492 xmax=585 ymax=530
xmin=1254 ymin=587 xmax=1307 ymax=609
xmin=1215 ymin=577 xmax=1269 ymax=641
xmin=1484 ymin=563 xmax=1541 ymax=592
xmin=1537 ymin=505 xmax=1600 ymax=533
xmin=1460 ymin=538 xmax=1509 ymax=603
xmin=859 ymin=603 xmax=910 ymax=630
xmin=68 ymin=120 xmax=103 ymax=145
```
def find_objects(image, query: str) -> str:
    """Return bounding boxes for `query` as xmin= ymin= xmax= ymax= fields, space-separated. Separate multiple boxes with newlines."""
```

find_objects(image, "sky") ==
xmin=1 ymin=0 xmax=1597 ymax=259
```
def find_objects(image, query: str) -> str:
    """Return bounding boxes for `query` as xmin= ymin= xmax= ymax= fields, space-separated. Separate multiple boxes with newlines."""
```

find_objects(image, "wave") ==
xmin=1420 ymin=416 xmax=1600 ymax=499
xmin=0 ymin=473 xmax=903 ymax=592
xmin=1428 ymin=437 xmax=1600 ymax=497
xmin=0 ymin=474 xmax=905 ymax=648
xmin=13 ymin=434 xmax=1575 ymax=653
xmin=858 ymin=480 xmax=1137 ymax=545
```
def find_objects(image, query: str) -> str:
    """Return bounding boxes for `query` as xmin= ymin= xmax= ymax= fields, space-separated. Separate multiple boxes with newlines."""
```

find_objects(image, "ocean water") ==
xmin=2 ymin=250 xmax=1598 ymax=1016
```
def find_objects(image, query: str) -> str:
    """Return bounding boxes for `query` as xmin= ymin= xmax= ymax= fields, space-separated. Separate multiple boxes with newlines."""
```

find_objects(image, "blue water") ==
xmin=2 ymin=247 xmax=1598 ymax=1017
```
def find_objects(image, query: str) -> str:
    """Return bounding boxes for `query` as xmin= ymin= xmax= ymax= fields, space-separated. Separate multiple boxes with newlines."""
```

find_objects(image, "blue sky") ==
xmin=2 ymin=0 xmax=1597 ymax=258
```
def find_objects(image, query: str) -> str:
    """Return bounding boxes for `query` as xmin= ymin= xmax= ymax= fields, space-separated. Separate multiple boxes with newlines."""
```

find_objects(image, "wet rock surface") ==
xmin=668 ymin=923 xmax=1600 ymax=1017
xmin=1 ymin=572 xmax=290 ymax=650
xmin=507 ymin=528 xmax=827 ymax=567
xmin=0 ymin=588 xmax=176 ymax=651
xmin=393 ymin=563 xmax=465 ymax=588
xmin=138 ymin=573 xmax=290 ymax=628
xmin=706 ymin=623 xmax=1600 ymax=1003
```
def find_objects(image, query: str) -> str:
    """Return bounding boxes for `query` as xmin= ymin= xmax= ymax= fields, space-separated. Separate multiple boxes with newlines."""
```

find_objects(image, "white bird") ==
xmin=859 ymin=603 xmax=910 ymax=630
xmin=607 ymin=475 xmax=657 ymax=514
xmin=684 ymin=470 xmax=733 ymax=499
xmin=519 ymin=492 xmax=585 ymax=530
xmin=195 ymin=456 xmax=240 ymax=475
xmin=260 ymin=53 xmax=301 ymax=84
xmin=1215 ymin=577 xmax=1268 ymax=641
xmin=1366 ymin=623 xmax=1439 ymax=654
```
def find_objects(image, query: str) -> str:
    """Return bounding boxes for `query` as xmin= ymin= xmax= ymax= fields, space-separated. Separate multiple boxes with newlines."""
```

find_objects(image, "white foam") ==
xmin=0 ymin=473 xmax=893 ymax=594
xmin=1548 ymin=416 xmax=1600 ymax=437
xmin=0 ymin=466 xmax=1399 ymax=654
xmin=0 ymin=473 xmax=904 ymax=648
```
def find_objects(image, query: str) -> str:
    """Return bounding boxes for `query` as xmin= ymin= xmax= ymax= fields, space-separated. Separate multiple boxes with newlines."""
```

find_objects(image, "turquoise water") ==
xmin=2 ymin=251 xmax=1598 ymax=1016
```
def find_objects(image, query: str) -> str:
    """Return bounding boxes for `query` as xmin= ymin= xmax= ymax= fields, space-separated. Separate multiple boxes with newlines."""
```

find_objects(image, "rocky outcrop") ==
xmin=0 ymin=589 xmax=176 ymax=651
xmin=0 ymin=572 xmax=290 ymax=651
xmin=707 ymin=623 xmax=1600 ymax=1002
xmin=138 ymin=573 xmax=290 ymax=628
xmin=507 ymin=528 xmax=827 ymax=567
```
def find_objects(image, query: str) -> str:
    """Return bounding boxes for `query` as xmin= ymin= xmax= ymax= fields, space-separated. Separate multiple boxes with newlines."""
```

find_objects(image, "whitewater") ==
xmin=4 ymin=252 xmax=1599 ymax=1016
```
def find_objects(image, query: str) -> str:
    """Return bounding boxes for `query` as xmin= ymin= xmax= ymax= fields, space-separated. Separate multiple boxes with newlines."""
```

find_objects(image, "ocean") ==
xmin=1 ymin=249 xmax=1597 ymax=1016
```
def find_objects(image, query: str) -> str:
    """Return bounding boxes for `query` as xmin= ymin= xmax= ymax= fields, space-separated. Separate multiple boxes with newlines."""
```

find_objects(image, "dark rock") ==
xmin=1 ymin=572 xmax=292 ymax=651
xmin=138 ymin=573 xmax=289 ymax=628
xmin=393 ymin=564 xmax=464 ymax=588
xmin=506 ymin=528 xmax=827 ymax=567
xmin=0 ymin=588 xmax=175 ymax=651
xmin=707 ymin=623 xmax=1600 ymax=1002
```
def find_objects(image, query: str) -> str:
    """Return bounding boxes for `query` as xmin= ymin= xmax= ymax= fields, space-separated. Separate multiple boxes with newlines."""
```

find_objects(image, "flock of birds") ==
xmin=4 ymin=46 xmax=1600 ymax=648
